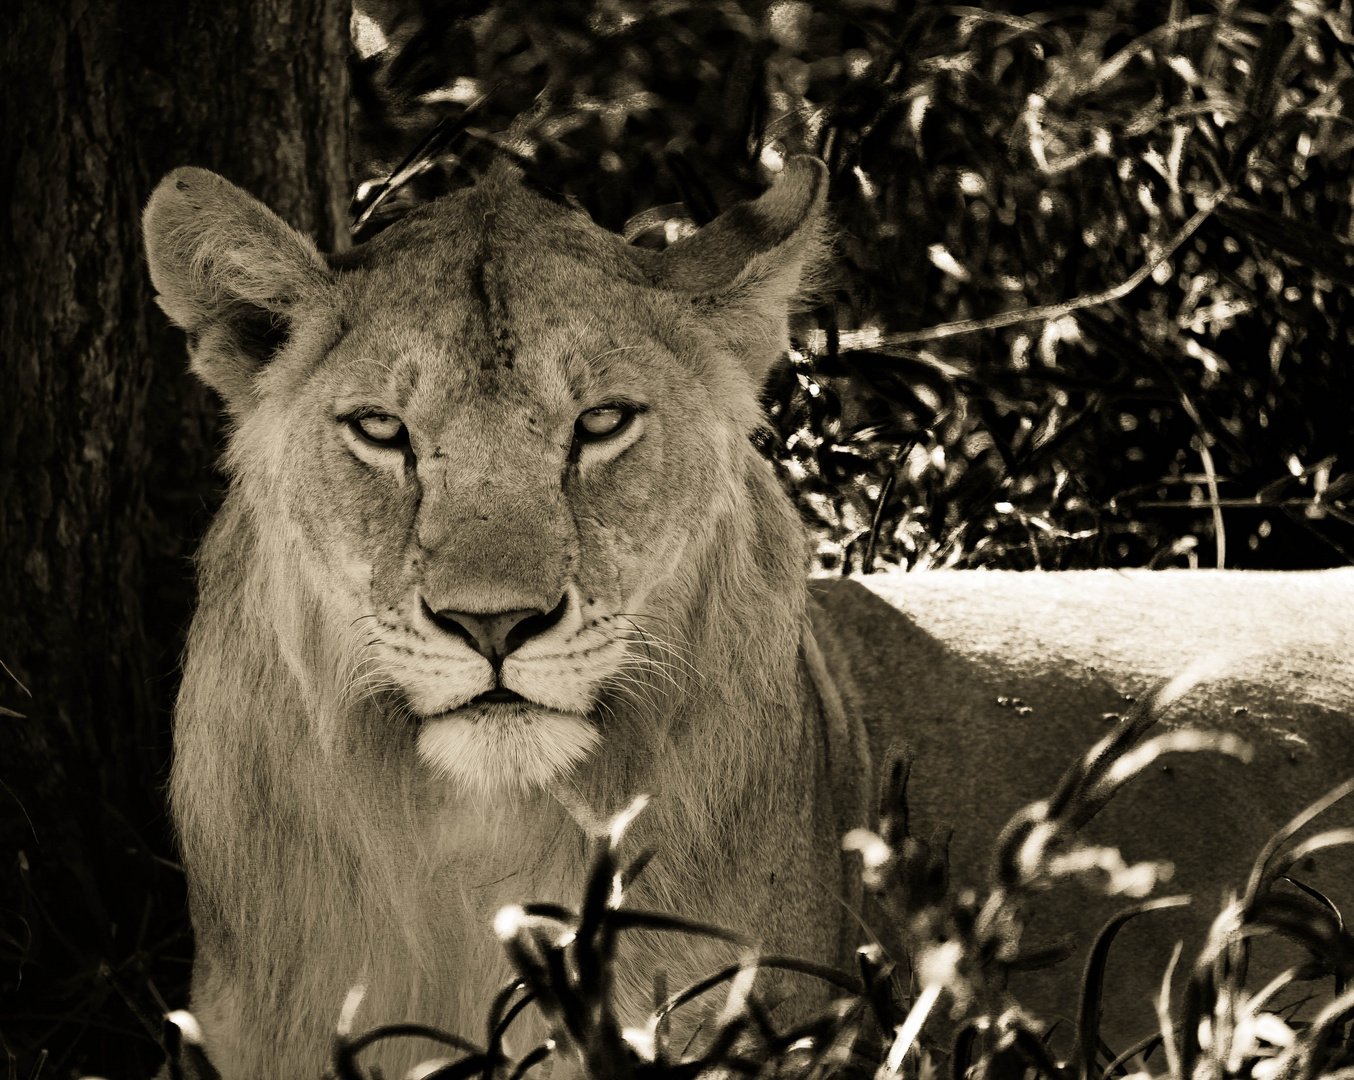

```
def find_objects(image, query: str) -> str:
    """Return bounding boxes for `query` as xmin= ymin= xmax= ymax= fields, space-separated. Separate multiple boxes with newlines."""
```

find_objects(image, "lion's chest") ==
xmin=335 ymin=804 xmax=593 ymax=1072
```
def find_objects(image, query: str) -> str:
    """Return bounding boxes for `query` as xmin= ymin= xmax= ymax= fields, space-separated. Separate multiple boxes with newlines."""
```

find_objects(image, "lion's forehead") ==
xmin=320 ymin=207 xmax=676 ymax=429
xmin=343 ymin=251 xmax=649 ymax=352
xmin=338 ymin=177 xmax=657 ymax=321
xmin=322 ymin=302 xmax=669 ymax=436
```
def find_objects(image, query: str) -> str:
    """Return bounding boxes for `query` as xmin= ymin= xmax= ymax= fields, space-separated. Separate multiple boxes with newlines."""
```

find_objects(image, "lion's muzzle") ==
xmin=421 ymin=594 xmax=570 ymax=673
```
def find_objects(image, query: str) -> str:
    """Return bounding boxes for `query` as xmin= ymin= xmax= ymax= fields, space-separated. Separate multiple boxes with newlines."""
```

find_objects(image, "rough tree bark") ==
xmin=0 ymin=1 xmax=349 ymax=1074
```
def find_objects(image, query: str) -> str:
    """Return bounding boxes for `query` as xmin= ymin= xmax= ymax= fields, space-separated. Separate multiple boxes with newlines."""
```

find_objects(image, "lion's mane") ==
xmin=155 ymin=160 xmax=847 ymax=1076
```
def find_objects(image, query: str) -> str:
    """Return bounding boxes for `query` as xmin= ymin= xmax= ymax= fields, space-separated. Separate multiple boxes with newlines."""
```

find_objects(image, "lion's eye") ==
xmin=575 ymin=405 xmax=632 ymax=442
xmin=351 ymin=413 xmax=406 ymax=446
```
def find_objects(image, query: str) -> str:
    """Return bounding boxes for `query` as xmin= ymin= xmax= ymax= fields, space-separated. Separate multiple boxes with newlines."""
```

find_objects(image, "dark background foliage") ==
xmin=2 ymin=0 xmax=1352 ymax=1077
xmin=351 ymin=0 xmax=1354 ymax=571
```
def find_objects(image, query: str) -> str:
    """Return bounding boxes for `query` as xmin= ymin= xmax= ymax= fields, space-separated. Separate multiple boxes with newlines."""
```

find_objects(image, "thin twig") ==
xmin=0 ymin=778 xmax=38 ymax=845
xmin=0 ymin=658 xmax=32 ymax=698
xmin=1157 ymin=941 xmax=1184 ymax=1080
xmin=868 ymin=192 xmax=1227 ymax=348
xmin=1134 ymin=498 xmax=1344 ymax=509
xmin=863 ymin=471 xmax=897 ymax=575
xmin=1177 ymin=393 xmax=1226 ymax=568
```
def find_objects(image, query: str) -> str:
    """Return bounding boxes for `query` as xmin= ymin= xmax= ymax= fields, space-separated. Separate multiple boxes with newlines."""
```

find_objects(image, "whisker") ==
xmin=340 ymin=658 xmax=398 ymax=708
xmin=622 ymin=652 xmax=687 ymax=676
xmin=614 ymin=619 xmax=702 ymax=683
xmin=611 ymin=611 xmax=692 ymax=652
xmin=616 ymin=650 xmax=682 ymax=693
xmin=629 ymin=631 xmax=695 ymax=673
xmin=389 ymin=697 xmax=419 ymax=725
xmin=345 ymin=667 xmax=390 ymax=696
xmin=620 ymin=668 xmax=677 ymax=703
xmin=612 ymin=611 xmax=693 ymax=650
xmin=616 ymin=670 xmax=669 ymax=707
xmin=602 ymin=671 xmax=666 ymax=714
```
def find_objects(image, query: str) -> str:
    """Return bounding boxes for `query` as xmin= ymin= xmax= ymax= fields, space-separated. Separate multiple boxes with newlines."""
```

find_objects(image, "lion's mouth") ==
xmin=471 ymin=687 xmax=529 ymax=705
xmin=416 ymin=687 xmax=589 ymax=725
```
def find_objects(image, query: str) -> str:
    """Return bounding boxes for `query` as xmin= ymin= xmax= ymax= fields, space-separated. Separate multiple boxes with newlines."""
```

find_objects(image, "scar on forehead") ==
xmin=471 ymin=245 xmax=516 ymax=372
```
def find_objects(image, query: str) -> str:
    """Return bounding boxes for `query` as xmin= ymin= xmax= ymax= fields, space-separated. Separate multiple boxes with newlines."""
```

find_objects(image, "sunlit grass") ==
xmin=159 ymin=670 xmax=1354 ymax=1080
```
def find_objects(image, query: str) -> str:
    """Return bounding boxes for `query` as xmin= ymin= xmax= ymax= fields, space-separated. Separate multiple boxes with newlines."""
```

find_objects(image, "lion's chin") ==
xmin=414 ymin=702 xmax=601 ymax=795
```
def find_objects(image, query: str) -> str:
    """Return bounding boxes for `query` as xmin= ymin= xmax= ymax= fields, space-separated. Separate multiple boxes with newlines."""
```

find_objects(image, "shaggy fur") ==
xmin=148 ymin=160 xmax=858 ymax=1078
xmin=145 ymin=160 xmax=1354 ymax=1077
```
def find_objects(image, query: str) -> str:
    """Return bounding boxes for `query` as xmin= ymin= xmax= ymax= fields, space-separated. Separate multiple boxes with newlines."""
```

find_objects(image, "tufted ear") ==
xmin=652 ymin=156 xmax=828 ymax=379
xmin=143 ymin=167 xmax=331 ymax=410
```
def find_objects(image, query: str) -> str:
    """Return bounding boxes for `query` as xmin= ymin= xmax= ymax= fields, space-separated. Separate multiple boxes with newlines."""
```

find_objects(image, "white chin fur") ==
xmin=415 ymin=706 xmax=602 ymax=794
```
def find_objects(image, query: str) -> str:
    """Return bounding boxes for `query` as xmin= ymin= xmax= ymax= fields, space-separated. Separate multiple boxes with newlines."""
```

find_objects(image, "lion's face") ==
xmin=145 ymin=160 xmax=825 ymax=793
xmin=276 ymin=212 xmax=751 ymax=790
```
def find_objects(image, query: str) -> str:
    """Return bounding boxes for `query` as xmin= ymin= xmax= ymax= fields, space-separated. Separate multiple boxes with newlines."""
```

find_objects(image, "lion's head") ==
xmin=144 ymin=159 xmax=849 ymax=1076
xmin=147 ymin=159 xmax=826 ymax=794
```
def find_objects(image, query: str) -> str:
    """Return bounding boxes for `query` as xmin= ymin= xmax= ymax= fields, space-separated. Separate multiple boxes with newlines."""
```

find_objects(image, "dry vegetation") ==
xmin=167 ymin=671 xmax=1351 ymax=1080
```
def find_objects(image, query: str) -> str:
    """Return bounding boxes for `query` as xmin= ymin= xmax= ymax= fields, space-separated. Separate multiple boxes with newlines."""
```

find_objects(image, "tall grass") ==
xmin=158 ymin=671 xmax=1354 ymax=1080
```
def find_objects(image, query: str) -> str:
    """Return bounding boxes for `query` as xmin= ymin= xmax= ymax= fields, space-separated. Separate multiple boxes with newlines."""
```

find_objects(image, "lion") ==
xmin=143 ymin=157 xmax=1354 ymax=1079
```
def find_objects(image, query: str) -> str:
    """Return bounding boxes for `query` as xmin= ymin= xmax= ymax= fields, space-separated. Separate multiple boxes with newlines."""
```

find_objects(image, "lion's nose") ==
xmin=424 ymin=595 xmax=569 ymax=671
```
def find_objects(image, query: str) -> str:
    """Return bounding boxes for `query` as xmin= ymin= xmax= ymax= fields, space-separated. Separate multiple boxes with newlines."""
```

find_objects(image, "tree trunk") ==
xmin=0 ymin=1 xmax=349 ymax=1074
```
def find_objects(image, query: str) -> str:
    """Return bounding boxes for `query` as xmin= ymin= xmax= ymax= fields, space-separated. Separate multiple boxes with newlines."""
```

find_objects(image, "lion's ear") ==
xmin=143 ymin=167 xmax=331 ymax=410
xmin=653 ymin=156 xmax=828 ymax=379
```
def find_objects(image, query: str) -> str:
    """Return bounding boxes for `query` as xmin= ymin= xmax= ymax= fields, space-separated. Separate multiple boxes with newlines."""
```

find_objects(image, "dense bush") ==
xmin=351 ymin=0 xmax=1354 ymax=570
